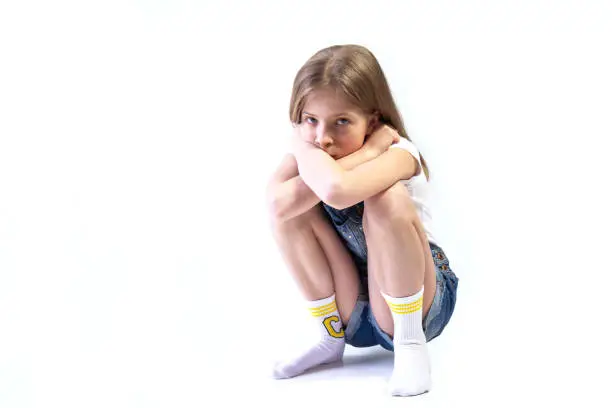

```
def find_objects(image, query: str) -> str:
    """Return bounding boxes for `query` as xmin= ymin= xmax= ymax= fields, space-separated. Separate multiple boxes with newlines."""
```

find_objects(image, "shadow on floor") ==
xmin=288 ymin=346 xmax=394 ymax=381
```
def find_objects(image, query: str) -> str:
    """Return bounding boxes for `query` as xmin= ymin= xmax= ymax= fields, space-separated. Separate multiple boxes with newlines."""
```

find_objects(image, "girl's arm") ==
xmin=266 ymin=145 xmax=377 ymax=223
xmin=294 ymin=126 xmax=420 ymax=210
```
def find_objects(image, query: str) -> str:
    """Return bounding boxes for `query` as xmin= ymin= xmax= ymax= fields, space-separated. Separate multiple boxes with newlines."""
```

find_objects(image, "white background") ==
xmin=1 ymin=1 xmax=611 ymax=407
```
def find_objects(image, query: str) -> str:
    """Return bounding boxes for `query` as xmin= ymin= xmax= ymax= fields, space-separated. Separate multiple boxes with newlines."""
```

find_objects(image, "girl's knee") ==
xmin=363 ymin=182 xmax=417 ymax=227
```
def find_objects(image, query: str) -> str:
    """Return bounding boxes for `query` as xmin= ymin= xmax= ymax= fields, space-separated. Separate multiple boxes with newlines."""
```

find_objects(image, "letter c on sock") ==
xmin=322 ymin=316 xmax=345 ymax=338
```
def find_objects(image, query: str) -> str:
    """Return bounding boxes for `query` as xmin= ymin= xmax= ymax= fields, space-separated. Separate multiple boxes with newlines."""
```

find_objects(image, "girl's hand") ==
xmin=290 ymin=123 xmax=315 ymax=155
xmin=364 ymin=124 xmax=401 ymax=156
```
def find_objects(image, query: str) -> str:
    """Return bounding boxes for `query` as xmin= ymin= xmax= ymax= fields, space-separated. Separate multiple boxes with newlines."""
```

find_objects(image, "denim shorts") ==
xmin=321 ymin=201 xmax=459 ymax=350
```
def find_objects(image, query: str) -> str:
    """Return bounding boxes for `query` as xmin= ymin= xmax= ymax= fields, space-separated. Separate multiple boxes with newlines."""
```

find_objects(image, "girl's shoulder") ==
xmin=390 ymin=137 xmax=425 ymax=181
xmin=390 ymin=137 xmax=420 ymax=159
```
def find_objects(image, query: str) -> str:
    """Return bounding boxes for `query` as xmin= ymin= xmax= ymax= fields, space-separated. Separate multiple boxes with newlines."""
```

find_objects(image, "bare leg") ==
xmin=363 ymin=182 xmax=436 ymax=335
xmin=269 ymin=205 xmax=360 ymax=378
xmin=270 ymin=205 xmax=360 ymax=323
xmin=363 ymin=182 xmax=436 ymax=396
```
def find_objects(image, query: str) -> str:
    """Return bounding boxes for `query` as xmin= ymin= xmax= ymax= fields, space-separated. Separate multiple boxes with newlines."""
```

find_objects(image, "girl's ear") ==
xmin=366 ymin=111 xmax=381 ymax=135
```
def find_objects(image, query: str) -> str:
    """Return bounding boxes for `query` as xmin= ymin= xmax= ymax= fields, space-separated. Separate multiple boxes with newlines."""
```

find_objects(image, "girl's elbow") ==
xmin=267 ymin=197 xmax=293 ymax=224
xmin=320 ymin=181 xmax=351 ymax=210
xmin=266 ymin=189 xmax=287 ymax=222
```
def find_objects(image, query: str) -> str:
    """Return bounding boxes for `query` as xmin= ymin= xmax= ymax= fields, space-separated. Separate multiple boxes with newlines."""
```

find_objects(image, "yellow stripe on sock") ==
xmin=387 ymin=299 xmax=423 ymax=310
xmin=310 ymin=307 xmax=337 ymax=317
xmin=309 ymin=301 xmax=336 ymax=313
xmin=388 ymin=306 xmax=421 ymax=314
xmin=310 ymin=304 xmax=337 ymax=317
xmin=386 ymin=298 xmax=423 ymax=314
xmin=309 ymin=302 xmax=337 ymax=317
xmin=386 ymin=298 xmax=423 ymax=310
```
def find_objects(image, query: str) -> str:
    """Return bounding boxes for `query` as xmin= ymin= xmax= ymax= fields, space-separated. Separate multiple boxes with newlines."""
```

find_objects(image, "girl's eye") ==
xmin=304 ymin=117 xmax=317 ymax=124
xmin=337 ymin=118 xmax=349 ymax=125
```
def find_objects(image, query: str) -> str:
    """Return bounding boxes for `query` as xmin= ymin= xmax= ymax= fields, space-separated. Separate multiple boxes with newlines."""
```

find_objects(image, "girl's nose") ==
xmin=314 ymin=127 xmax=333 ymax=149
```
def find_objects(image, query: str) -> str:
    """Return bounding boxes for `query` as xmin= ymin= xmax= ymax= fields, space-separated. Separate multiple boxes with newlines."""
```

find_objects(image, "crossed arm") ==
xmin=266 ymin=137 xmax=419 ymax=223
xmin=266 ymin=144 xmax=377 ymax=222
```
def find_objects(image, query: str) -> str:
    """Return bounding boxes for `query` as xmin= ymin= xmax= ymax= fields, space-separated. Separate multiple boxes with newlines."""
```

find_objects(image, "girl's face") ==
xmin=299 ymin=87 xmax=377 ymax=159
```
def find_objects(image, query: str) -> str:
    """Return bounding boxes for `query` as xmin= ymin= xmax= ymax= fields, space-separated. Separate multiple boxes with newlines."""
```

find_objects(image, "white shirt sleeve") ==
xmin=390 ymin=137 xmax=423 ymax=176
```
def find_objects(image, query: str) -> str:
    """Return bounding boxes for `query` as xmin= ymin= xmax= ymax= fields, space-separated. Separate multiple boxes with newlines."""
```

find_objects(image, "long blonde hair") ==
xmin=289 ymin=44 xmax=430 ymax=180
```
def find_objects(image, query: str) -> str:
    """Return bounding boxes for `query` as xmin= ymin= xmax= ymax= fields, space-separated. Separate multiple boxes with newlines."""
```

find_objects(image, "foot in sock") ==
xmin=272 ymin=293 xmax=346 ymax=379
xmin=389 ymin=343 xmax=431 ymax=396
xmin=383 ymin=287 xmax=432 ymax=396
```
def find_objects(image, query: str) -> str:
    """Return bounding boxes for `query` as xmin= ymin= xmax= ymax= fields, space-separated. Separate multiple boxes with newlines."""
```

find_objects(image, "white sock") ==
xmin=272 ymin=293 xmax=345 ymax=379
xmin=382 ymin=286 xmax=431 ymax=396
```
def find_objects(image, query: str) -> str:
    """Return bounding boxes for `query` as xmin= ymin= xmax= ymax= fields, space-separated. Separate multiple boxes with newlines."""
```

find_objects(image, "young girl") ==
xmin=266 ymin=44 xmax=459 ymax=397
